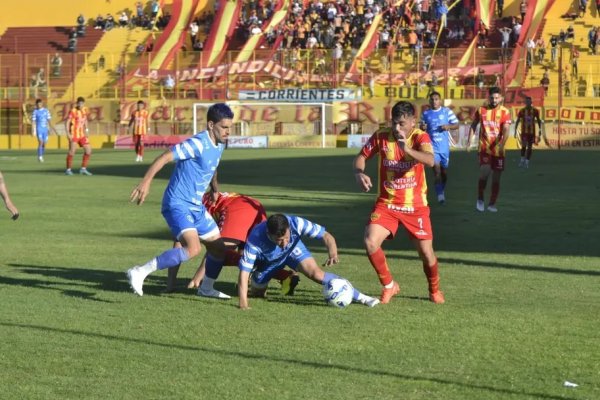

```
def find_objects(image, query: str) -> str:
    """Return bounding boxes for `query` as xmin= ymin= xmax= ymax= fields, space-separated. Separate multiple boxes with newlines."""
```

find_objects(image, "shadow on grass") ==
xmin=340 ymin=249 xmax=600 ymax=277
xmin=5 ymin=263 xmax=169 ymax=298
xmin=0 ymin=274 xmax=113 ymax=303
xmin=0 ymin=321 xmax=578 ymax=400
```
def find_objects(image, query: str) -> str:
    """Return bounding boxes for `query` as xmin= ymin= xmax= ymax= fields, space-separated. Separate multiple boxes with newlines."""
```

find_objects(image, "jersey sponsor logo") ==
xmin=382 ymin=159 xmax=417 ymax=171
xmin=386 ymin=204 xmax=415 ymax=213
xmin=384 ymin=176 xmax=417 ymax=191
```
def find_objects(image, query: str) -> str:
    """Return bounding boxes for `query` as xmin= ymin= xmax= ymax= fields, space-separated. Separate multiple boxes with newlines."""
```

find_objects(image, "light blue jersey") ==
xmin=32 ymin=108 xmax=51 ymax=137
xmin=161 ymin=131 xmax=224 ymax=239
xmin=421 ymin=107 xmax=459 ymax=156
xmin=239 ymin=215 xmax=326 ymax=276
xmin=162 ymin=131 xmax=224 ymax=209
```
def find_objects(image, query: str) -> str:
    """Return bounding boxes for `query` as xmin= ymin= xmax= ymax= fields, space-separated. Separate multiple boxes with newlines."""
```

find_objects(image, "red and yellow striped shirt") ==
xmin=517 ymin=107 xmax=539 ymax=136
xmin=476 ymin=106 xmax=512 ymax=157
xmin=130 ymin=109 xmax=149 ymax=136
xmin=67 ymin=107 xmax=89 ymax=139
xmin=361 ymin=128 xmax=433 ymax=208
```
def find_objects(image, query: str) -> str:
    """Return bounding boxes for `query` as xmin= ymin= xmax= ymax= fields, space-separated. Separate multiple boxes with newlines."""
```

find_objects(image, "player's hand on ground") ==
xmin=6 ymin=205 xmax=19 ymax=220
xmin=130 ymin=181 xmax=151 ymax=205
xmin=323 ymin=254 xmax=339 ymax=267
xmin=355 ymin=172 xmax=373 ymax=192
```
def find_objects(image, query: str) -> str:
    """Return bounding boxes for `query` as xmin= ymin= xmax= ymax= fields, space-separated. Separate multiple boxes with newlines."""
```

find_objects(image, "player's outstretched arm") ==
xmin=130 ymin=150 xmax=173 ymax=205
xmin=238 ymin=269 xmax=250 ymax=310
xmin=0 ymin=172 xmax=19 ymax=220
xmin=353 ymin=154 xmax=373 ymax=192
xmin=321 ymin=231 xmax=339 ymax=267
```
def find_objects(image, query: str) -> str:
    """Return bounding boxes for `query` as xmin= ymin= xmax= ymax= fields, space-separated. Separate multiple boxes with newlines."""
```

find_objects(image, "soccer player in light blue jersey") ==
xmin=32 ymin=99 xmax=53 ymax=162
xmin=237 ymin=214 xmax=380 ymax=309
xmin=420 ymin=92 xmax=459 ymax=204
xmin=127 ymin=103 xmax=233 ymax=298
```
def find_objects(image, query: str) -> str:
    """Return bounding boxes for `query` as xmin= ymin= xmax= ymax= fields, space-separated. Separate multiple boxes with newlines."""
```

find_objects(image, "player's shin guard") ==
xmin=156 ymin=247 xmax=189 ymax=270
xmin=66 ymin=154 xmax=73 ymax=169
xmin=82 ymin=153 xmax=90 ymax=168
xmin=367 ymin=248 xmax=393 ymax=286
xmin=422 ymin=261 xmax=440 ymax=294
xmin=490 ymin=182 xmax=500 ymax=205
xmin=478 ymin=178 xmax=487 ymax=201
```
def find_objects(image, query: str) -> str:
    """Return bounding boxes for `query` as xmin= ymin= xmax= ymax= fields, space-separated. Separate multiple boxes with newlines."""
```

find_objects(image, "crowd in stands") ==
xmin=91 ymin=1 xmax=169 ymax=31
xmin=233 ymin=0 xmax=468 ymax=56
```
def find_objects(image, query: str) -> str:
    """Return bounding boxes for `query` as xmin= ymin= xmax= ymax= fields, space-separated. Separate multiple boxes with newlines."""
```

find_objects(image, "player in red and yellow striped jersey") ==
xmin=514 ymin=97 xmax=542 ymax=168
xmin=468 ymin=87 xmax=512 ymax=212
xmin=65 ymin=96 xmax=92 ymax=176
xmin=129 ymin=100 xmax=149 ymax=162
xmin=353 ymin=101 xmax=445 ymax=305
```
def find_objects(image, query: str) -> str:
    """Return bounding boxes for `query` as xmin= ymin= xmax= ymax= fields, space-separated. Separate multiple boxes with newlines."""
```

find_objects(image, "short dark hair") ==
xmin=391 ymin=101 xmax=416 ymax=120
xmin=428 ymin=91 xmax=442 ymax=99
xmin=207 ymin=103 xmax=234 ymax=123
xmin=76 ymin=96 xmax=85 ymax=103
xmin=35 ymin=99 xmax=42 ymax=105
xmin=267 ymin=214 xmax=289 ymax=238
xmin=137 ymin=100 xmax=145 ymax=105
xmin=489 ymin=87 xmax=501 ymax=96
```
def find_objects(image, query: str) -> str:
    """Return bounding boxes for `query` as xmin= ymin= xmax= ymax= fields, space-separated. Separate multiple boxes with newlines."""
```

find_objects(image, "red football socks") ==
xmin=367 ymin=248 xmax=393 ymax=286
xmin=423 ymin=261 xmax=440 ymax=294
xmin=66 ymin=154 xmax=73 ymax=169
xmin=82 ymin=153 xmax=90 ymax=168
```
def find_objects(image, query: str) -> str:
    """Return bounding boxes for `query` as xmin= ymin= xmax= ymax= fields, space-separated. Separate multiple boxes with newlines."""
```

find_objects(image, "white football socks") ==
xmin=200 ymin=277 xmax=215 ymax=291
xmin=137 ymin=258 xmax=158 ymax=278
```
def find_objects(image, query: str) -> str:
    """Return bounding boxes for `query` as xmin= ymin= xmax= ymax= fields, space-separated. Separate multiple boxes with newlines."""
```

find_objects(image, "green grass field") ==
xmin=0 ymin=147 xmax=598 ymax=400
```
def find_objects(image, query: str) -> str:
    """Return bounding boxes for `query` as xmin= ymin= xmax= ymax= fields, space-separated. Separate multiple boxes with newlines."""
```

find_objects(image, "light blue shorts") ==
xmin=434 ymin=151 xmax=450 ymax=169
xmin=37 ymin=130 xmax=49 ymax=143
xmin=162 ymin=204 xmax=219 ymax=240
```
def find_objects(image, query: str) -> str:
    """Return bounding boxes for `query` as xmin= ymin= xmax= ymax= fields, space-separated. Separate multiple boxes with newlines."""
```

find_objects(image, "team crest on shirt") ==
xmin=370 ymin=212 xmax=380 ymax=221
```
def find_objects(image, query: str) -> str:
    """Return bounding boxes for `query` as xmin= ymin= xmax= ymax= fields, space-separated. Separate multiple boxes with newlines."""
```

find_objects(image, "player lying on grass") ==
xmin=237 ymin=214 xmax=380 ymax=309
xmin=166 ymin=191 xmax=300 ymax=295
xmin=0 ymin=171 xmax=19 ymax=220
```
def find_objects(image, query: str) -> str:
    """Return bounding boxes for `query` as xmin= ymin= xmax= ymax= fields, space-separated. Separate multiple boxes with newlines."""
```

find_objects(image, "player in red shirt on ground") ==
xmin=353 ymin=101 xmax=445 ymax=304
xmin=468 ymin=87 xmax=512 ymax=212
xmin=514 ymin=96 xmax=542 ymax=168
xmin=65 ymin=96 xmax=92 ymax=176
xmin=166 ymin=191 xmax=298 ymax=295
xmin=129 ymin=100 xmax=149 ymax=162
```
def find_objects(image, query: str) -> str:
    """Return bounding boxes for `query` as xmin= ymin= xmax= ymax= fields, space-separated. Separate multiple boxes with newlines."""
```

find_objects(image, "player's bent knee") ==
xmin=364 ymin=236 xmax=381 ymax=253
